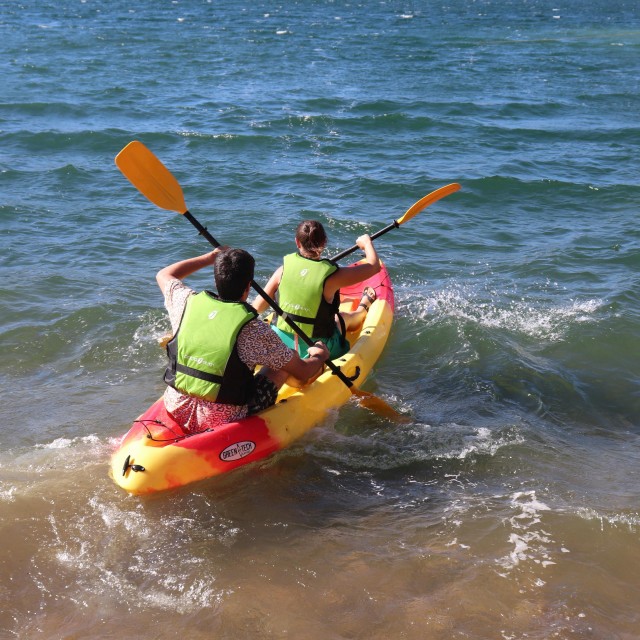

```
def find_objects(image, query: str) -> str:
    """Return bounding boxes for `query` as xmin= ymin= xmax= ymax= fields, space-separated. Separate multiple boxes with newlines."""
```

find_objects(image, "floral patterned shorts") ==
xmin=247 ymin=374 xmax=279 ymax=415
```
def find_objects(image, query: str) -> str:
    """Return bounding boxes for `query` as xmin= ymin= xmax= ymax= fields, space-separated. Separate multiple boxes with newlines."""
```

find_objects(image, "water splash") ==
xmin=397 ymin=280 xmax=603 ymax=342
xmin=497 ymin=490 xmax=557 ymax=576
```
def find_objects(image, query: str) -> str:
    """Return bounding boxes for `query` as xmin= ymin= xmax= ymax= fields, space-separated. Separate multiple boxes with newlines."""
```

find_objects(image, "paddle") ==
xmin=115 ymin=140 xmax=408 ymax=422
xmin=329 ymin=183 xmax=460 ymax=263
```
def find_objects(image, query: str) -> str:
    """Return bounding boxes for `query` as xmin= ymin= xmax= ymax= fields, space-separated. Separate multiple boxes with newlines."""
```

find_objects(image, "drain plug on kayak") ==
xmin=122 ymin=455 xmax=146 ymax=476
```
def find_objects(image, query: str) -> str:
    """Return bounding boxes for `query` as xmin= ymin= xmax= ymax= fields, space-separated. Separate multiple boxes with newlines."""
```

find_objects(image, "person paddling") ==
xmin=157 ymin=246 xmax=329 ymax=434
xmin=252 ymin=220 xmax=380 ymax=359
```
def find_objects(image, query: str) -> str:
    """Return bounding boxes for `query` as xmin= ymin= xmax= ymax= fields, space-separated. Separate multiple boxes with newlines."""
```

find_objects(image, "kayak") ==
xmin=110 ymin=260 xmax=394 ymax=495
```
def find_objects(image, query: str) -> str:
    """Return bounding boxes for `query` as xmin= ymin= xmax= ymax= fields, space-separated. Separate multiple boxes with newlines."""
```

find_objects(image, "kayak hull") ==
xmin=110 ymin=261 xmax=394 ymax=495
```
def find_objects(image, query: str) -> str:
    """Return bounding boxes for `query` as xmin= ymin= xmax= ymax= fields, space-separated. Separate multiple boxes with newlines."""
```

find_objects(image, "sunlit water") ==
xmin=1 ymin=1 xmax=639 ymax=638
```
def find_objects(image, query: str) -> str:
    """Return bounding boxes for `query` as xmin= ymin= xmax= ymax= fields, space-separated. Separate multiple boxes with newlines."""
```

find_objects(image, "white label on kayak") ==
xmin=219 ymin=441 xmax=256 ymax=462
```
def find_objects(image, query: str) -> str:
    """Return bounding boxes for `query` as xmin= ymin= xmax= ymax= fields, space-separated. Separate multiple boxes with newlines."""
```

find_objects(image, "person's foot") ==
xmin=357 ymin=286 xmax=377 ymax=312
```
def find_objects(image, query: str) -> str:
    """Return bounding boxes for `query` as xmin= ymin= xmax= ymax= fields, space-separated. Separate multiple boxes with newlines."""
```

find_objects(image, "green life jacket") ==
xmin=164 ymin=291 xmax=258 ymax=404
xmin=275 ymin=252 xmax=340 ymax=339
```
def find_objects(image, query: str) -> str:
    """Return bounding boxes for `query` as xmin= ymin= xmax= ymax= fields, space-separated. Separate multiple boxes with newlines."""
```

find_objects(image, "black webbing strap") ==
xmin=175 ymin=363 xmax=224 ymax=384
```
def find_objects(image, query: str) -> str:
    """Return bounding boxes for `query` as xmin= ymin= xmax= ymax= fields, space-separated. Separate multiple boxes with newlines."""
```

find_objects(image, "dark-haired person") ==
xmin=156 ymin=246 xmax=329 ymax=434
xmin=252 ymin=220 xmax=381 ymax=359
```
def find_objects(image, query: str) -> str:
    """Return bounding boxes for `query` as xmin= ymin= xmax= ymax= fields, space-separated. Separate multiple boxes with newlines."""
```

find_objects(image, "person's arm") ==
xmin=323 ymin=234 xmax=380 ymax=301
xmin=280 ymin=341 xmax=330 ymax=386
xmin=156 ymin=247 xmax=226 ymax=294
xmin=252 ymin=266 xmax=283 ymax=313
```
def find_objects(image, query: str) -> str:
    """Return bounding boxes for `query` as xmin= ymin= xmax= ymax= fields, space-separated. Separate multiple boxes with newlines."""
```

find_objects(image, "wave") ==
xmin=0 ymin=302 xmax=166 ymax=379
xmin=0 ymin=434 xmax=229 ymax=618
xmin=389 ymin=276 xmax=639 ymax=427
xmin=398 ymin=280 xmax=604 ymax=343
xmin=577 ymin=507 xmax=640 ymax=531
xmin=302 ymin=413 xmax=524 ymax=473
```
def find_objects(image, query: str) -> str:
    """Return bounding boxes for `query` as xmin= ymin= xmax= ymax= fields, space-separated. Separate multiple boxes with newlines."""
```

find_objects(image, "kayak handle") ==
xmin=331 ymin=365 xmax=361 ymax=382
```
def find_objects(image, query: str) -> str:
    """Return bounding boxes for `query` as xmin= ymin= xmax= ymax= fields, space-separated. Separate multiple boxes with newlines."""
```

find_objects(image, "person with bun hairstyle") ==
xmin=253 ymin=220 xmax=380 ymax=359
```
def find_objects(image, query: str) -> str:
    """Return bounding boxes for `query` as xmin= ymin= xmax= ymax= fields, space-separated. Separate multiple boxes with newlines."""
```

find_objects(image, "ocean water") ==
xmin=1 ymin=0 xmax=639 ymax=637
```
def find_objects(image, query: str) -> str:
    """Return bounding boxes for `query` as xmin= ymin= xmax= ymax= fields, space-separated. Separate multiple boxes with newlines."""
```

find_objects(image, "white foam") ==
xmin=399 ymin=282 xmax=603 ymax=342
xmin=577 ymin=507 xmax=640 ymax=531
xmin=39 ymin=435 xmax=99 ymax=450
xmin=47 ymin=494 xmax=236 ymax=615
xmin=0 ymin=485 xmax=17 ymax=502
xmin=497 ymin=490 xmax=558 ymax=576
xmin=436 ymin=424 xmax=524 ymax=461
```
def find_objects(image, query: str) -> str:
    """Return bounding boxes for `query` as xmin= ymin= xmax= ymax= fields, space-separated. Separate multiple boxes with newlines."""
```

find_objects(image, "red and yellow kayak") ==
xmin=110 ymin=261 xmax=394 ymax=495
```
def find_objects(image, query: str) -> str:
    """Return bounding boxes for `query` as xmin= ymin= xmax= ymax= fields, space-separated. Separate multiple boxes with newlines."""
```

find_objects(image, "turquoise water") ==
xmin=1 ymin=1 xmax=639 ymax=637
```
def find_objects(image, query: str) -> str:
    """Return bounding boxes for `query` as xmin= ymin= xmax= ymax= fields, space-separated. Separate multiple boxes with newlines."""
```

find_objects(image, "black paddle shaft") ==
xmin=329 ymin=220 xmax=399 ymax=262
xmin=183 ymin=211 xmax=358 ymax=387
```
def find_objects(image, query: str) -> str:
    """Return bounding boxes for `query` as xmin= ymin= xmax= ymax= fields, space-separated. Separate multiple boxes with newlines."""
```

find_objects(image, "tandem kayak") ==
xmin=110 ymin=260 xmax=394 ymax=495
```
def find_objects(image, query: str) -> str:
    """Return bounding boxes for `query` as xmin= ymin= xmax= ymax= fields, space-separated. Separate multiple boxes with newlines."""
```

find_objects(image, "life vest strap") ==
xmin=282 ymin=311 xmax=315 ymax=325
xmin=175 ymin=363 xmax=224 ymax=385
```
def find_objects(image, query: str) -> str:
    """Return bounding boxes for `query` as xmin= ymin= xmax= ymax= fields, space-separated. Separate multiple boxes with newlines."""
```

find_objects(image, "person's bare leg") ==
xmin=340 ymin=286 xmax=377 ymax=331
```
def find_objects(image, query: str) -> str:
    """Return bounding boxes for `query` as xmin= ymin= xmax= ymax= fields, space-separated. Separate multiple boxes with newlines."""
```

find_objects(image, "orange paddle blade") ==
xmin=397 ymin=183 xmax=461 ymax=226
xmin=115 ymin=141 xmax=188 ymax=214
xmin=351 ymin=388 xmax=411 ymax=423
